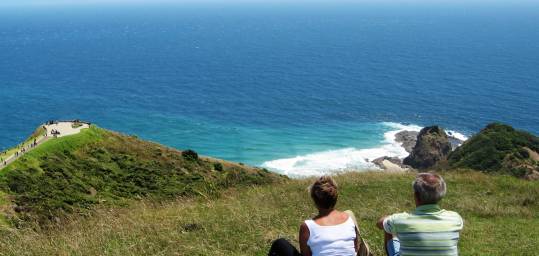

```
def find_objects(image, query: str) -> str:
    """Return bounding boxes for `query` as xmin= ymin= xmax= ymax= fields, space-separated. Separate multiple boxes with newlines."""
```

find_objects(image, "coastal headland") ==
xmin=0 ymin=121 xmax=537 ymax=255
xmin=0 ymin=120 xmax=90 ymax=170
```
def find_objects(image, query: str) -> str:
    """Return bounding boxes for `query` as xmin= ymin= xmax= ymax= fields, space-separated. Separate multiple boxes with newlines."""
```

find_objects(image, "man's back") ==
xmin=383 ymin=204 xmax=464 ymax=255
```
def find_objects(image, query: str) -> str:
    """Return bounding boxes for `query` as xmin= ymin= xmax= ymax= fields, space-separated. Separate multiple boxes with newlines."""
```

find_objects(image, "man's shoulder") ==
xmin=441 ymin=209 xmax=464 ymax=228
xmin=388 ymin=212 xmax=411 ymax=220
xmin=441 ymin=209 xmax=462 ymax=216
xmin=439 ymin=209 xmax=464 ymax=221
xmin=389 ymin=208 xmax=464 ymax=224
xmin=383 ymin=212 xmax=411 ymax=234
xmin=386 ymin=212 xmax=413 ymax=225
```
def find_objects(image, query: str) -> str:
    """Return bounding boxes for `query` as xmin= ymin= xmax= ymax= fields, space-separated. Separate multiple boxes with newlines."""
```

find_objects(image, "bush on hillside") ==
xmin=182 ymin=149 xmax=199 ymax=161
xmin=213 ymin=162 xmax=224 ymax=172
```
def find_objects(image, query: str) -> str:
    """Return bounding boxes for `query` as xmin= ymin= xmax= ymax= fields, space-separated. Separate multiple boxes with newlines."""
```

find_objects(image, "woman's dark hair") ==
xmin=310 ymin=176 xmax=338 ymax=209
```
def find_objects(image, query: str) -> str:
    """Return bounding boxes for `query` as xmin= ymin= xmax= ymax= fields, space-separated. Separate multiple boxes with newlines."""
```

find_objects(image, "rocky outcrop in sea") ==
xmin=372 ymin=125 xmax=465 ymax=171
xmin=395 ymin=130 xmax=419 ymax=153
xmin=403 ymin=126 xmax=452 ymax=169
xmin=395 ymin=130 xmax=464 ymax=154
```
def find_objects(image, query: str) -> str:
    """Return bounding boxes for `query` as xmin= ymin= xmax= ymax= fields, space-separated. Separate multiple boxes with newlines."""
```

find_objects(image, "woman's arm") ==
xmin=299 ymin=223 xmax=312 ymax=256
xmin=354 ymin=228 xmax=359 ymax=252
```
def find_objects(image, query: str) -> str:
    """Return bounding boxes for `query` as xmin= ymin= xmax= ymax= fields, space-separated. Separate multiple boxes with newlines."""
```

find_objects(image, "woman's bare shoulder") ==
xmin=336 ymin=210 xmax=351 ymax=220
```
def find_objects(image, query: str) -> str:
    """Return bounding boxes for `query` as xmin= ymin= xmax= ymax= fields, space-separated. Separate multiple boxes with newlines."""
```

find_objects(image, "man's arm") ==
xmin=376 ymin=215 xmax=389 ymax=230
xmin=377 ymin=215 xmax=395 ymax=256
xmin=299 ymin=223 xmax=312 ymax=256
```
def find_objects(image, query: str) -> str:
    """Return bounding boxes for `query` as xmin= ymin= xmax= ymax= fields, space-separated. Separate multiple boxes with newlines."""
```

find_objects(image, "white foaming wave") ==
xmin=445 ymin=130 xmax=469 ymax=141
xmin=381 ymin=122 xmax=421 ymax=159
xmin=261 ymin=122 xmax=470 ymax=178
xmin=385 ymin=122 xmax=469 ymax=141
xmin=381 ymin=122 xmax=423 ymax=132
xmin=261 ymin=148 xmax=380 ymax=178
xmin=262 ymin=122 xmax=426 ymax=178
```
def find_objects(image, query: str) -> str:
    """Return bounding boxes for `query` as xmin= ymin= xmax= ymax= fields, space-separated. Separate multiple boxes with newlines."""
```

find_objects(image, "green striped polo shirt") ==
xmin=383 ymin=204 xmax=464 ymax=255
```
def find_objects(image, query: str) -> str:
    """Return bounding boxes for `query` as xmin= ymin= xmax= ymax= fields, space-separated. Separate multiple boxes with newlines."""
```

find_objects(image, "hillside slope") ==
xmin=0 ymin=171 xmax=537 ymax=255
xmin=448 ymin=123 xmax=539 ymax=178
xmin=0 ymin=125 xmax=283 ymax=226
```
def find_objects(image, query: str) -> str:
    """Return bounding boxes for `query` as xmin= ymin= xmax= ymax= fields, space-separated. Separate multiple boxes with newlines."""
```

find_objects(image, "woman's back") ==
xmin=304 ymin=212 xmax=357 ymax=256
xmin=268 ymin=176 xmax=359 ymax=256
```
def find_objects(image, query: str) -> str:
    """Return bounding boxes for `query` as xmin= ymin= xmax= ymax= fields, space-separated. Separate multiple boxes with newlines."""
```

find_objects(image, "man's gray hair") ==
xmin=412 ymin=173 xmax=447 ymax=204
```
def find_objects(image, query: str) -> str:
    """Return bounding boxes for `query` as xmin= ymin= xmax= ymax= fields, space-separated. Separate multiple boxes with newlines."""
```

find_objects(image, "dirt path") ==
xmin=1 ymin=121 xmax=89 ymax=170
xmin=0 ymin=135 xmax=50 ymax=170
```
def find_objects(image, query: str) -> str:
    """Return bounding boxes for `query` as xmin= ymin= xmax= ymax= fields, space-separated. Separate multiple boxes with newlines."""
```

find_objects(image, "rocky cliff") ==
xmin=403 ymin=126 xmax=452 ymax=169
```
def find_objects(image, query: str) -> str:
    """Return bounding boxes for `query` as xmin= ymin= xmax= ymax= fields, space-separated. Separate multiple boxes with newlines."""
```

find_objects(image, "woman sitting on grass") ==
xmin=269 ymin=176 xmax=358 ymax=256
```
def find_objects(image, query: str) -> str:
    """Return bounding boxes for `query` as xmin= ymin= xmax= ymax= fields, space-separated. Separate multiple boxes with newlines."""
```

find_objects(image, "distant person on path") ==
xmin=376 ymin=173 xmax=464 ymax=256
xmin=268 ymin=176 xmax=359 ymax=256
xmin=51 ymin=129 xmax=59 ymax=138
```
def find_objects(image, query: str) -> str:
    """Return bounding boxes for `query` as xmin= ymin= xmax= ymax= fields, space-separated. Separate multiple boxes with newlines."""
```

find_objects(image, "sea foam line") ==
xmin=261 ymin=122 xmax=468 ymax=178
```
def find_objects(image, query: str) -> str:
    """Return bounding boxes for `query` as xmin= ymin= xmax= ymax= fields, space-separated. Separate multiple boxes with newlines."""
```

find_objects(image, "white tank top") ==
xmin=304 ymin=216 xmax=357 ymax=256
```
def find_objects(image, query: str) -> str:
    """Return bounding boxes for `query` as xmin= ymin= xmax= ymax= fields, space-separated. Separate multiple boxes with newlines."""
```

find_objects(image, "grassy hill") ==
xmin=0 ymin=124 xmax=537 ymax=255
xmin=0 ymin=125 xmax=283 ymax=226
xmin=0 ymin=171 xmax=537 ymax=255
xmin=448 ymin=123 xmax=539 ymax=178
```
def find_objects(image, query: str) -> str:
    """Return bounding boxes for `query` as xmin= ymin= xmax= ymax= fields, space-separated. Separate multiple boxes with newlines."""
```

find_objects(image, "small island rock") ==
xmin=403 ymin=126 xmax=451 ymax=169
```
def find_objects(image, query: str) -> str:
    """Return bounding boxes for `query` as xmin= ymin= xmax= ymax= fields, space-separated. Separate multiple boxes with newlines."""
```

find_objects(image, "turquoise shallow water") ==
xmin=0 ymin=3 xmax=538 ymax=176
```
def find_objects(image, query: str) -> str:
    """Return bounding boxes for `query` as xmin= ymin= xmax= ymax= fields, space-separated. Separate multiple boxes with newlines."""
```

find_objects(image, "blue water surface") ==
xmin=1 ymin=2 xmax=538 ymax=167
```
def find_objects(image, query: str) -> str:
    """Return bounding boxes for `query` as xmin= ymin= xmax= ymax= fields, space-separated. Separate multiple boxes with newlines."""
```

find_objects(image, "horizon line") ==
xmin=2 ymin=0 xmax=538 ymax=8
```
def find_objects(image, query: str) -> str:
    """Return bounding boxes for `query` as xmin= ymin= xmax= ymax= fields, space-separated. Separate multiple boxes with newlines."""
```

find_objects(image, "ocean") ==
xmin=1 ymin=2 xmax=538 ymax=177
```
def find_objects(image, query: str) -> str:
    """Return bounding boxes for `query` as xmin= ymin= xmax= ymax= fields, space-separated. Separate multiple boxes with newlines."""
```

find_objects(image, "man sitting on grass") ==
xmin=376 ymin=173 xmax=464 ymax=256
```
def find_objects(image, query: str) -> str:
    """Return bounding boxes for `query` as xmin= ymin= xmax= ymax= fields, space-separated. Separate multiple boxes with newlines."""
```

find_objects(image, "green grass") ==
xmin=0 ymin=126 xmax=47 ymax=162
xmin=0 ymin=171 xmax=537 ymax=255
xmin=1 ymin=126 xmax=102 ymax=173
xmin=0 ymin=126 xmax=282 ymax=227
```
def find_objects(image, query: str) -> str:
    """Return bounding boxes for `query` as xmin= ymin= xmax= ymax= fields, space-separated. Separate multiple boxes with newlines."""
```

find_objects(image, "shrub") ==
xmin=182 ymin=149 xmax=199 ymax=161
xmin=72 ymin=122 xmax=83 ymax=129
xmin=213 ymin=162 xmax=224 ymax=172
xmin=510 ymin=167 xmax=529 ymax=177
xmin=517 ymin=148 xmax=530 ymax=159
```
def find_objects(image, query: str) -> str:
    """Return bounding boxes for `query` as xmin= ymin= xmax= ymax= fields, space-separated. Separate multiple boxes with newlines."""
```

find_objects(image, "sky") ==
xmin=0 ymin=0 xmax=537 ymax=12
xmin=0 ymin=0 xmax=534 ymax=7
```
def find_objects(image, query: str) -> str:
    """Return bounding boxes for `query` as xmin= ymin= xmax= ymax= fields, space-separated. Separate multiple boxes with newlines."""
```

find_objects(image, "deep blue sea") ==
xmin=1 ymin=2 xmax=538 ymax=176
